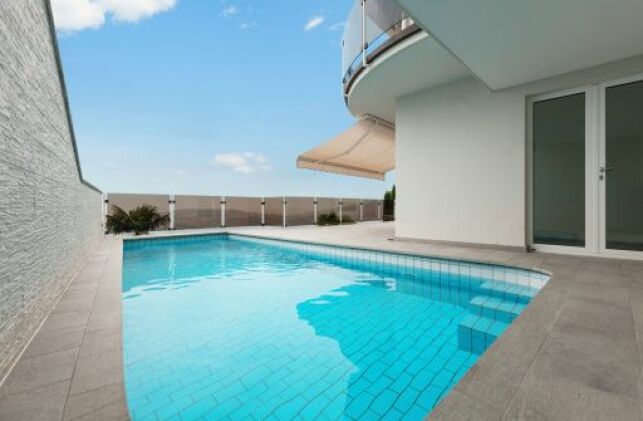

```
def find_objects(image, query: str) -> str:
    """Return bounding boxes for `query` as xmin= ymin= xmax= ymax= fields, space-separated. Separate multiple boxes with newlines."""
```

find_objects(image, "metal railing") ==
xmin=341 ymin=0 xmax=418 ymax=93
xmin=102 ymin=193 xmax=383 ymax=231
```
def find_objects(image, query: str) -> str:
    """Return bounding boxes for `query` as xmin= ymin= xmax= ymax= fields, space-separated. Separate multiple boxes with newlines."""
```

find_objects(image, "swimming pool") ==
xmin=122 ymin=234 xmax=549 ymax=420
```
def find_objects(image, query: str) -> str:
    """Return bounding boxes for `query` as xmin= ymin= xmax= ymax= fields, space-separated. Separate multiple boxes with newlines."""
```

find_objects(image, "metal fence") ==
xmin=103 ymin=193 xmax=382 ymax=231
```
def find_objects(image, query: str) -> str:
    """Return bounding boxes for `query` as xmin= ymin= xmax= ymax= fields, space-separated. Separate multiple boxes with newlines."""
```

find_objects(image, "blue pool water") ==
xmin=122 ymin=234 xmax=548 ymax=420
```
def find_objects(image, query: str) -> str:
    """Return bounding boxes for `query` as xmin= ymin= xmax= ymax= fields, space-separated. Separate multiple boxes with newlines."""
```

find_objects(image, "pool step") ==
xmin=468 ymin=296 xmax=525 ymax=323
xmin=478 ymin=281 xmax=538 ymax=304
xmin=457 ymin=314 xmax=509 ymax=354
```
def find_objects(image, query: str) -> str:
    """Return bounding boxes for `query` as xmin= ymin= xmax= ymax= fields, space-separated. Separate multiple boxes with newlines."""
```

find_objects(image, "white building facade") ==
xmin=300 ymin=0 xmax=643 ymax=259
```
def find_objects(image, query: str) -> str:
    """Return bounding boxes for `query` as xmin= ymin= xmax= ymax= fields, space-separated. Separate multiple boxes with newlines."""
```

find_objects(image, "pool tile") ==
xmin=122 ymin=235 xmax=546 ymax=420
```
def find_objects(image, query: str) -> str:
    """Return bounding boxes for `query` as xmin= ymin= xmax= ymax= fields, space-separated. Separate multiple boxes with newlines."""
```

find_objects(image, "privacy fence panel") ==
xmin=105 ymin=193 xmax=382 ymax=231
xmin=175 ymin=195 xmax=221 ymax=229
xmin=285 ymin=197 xmax=315 ymax=226
xmin=225 ymin=197 xmax=262 ymax=227
xmin=342 ymin=199 xmax=360 ymax=222
xmin=107 ymin=193 xmax=170 ymax=230
xmin=362 ymin=200 xmax=381 ymax=221
xmin=317 ymin=197 xmax=339 ymax=220
xmin=264 ymin=197 xmax=284 ymax=226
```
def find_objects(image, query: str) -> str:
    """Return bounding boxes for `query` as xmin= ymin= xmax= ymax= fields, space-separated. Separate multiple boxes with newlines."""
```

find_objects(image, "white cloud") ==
xmin=174 ymin=169 xmax=188 ymax=178
xmin=51 ymin=0 xmax=105 ymax=31
xmin=221 ymin=5 xmax=238 ymax=18
xmin=304 ymin=16 xmax=324 ymax=32
xmin=211 ymin=152 xmax=271 ymax=174
xmin=51 ymin=0 xmax=177 ymax=32
xmin=239 ymin=22 xmax=256 ymax=30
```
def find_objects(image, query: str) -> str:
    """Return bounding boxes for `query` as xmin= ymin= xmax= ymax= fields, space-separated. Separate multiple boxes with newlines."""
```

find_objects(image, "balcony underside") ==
xmin=346 ymin=32 xmax=470 ymax=122
xmin=397 ymin=0 xmax=643 ymax=90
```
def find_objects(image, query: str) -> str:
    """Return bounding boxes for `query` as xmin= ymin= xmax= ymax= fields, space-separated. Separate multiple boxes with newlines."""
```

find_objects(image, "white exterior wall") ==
xmin=395 ymin=56 xmax=643 ymax=248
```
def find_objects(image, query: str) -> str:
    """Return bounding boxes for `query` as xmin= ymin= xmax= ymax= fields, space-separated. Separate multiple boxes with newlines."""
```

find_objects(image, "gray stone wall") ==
xmin=0 ymin=0 xmax=103 ymax=380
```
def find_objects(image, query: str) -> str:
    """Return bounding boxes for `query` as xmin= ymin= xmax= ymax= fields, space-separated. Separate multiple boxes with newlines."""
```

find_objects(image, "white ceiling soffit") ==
xmin=396 ymin=0 xmax=643 ymax=90
xmin=347 ymin=33 xmax=470 ymax=122
xmin=296 ymin=117 xmax=395 ymax=181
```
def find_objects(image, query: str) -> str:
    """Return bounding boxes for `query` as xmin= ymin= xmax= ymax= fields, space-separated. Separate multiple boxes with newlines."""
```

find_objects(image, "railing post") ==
xmin=102 ymin=193 xmax=109 ymax=233
xmin=168 ymin=194 xmax=176 ymax=230
xmin=339 ymin=198 xmax=343 ymax=224
xmin=282 ymin=196 xmax=287 ymax=228
xmin=361 ymin=0 xmax=367 ymax=67
xmin=261 ymin=197 xmax=265 ymax=226
xmin=313 ymin=197 xmax=318 ymax=225
xmin=359 ymin=200 xmax=364 ymax=221
xmin=221 ymin=196 xmax=226 ymax=228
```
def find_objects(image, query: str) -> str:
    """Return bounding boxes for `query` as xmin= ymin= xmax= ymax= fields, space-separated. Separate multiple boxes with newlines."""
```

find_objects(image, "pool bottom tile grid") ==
xmin=122 ymin=234 xmax=546 ymax=420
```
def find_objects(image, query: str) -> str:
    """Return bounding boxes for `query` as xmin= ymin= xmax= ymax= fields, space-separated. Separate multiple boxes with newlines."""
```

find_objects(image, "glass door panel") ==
xmin=532 ymin=93 xmax=586 ymax=247
xmin=605 ymin=80 xmax=643 ymax=251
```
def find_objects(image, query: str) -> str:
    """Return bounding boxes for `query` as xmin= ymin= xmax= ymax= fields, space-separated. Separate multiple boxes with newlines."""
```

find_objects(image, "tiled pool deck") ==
xmin=1 ymin=222 xmax=642 ymax=420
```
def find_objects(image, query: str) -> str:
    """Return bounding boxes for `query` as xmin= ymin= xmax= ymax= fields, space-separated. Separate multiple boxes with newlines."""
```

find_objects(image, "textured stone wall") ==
xmin=0 ymin=0 xmax=103 ymax=380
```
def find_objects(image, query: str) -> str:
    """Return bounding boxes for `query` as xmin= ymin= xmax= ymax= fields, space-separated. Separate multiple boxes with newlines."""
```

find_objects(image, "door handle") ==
xmin=599 ymin=166 xmax=614 ymax=173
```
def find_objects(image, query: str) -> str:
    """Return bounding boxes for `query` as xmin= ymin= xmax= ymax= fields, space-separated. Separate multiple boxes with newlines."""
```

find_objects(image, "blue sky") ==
xmin=54 ymin=0 xmax=394 ymax=199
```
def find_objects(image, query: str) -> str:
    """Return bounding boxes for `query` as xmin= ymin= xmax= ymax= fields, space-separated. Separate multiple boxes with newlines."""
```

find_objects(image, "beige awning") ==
xmin=297 ymin=117 xmax=395 ymax=180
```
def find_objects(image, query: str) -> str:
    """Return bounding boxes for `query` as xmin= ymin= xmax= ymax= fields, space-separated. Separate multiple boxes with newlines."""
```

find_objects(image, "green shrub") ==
xmin=316 ymin=212 xmax=356 ymax=226
xmin=383 ymin=185 xmax=396 ymax=221
xmin=106 ymin=204 xmax=169 ymax=235
xmin=317 ymin=212 xmax=340 ymax=226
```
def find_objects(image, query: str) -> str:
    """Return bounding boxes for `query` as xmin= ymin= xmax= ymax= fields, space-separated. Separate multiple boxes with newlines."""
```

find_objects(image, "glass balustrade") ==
xmin=341 ymin=0 xmax=417 ymax=88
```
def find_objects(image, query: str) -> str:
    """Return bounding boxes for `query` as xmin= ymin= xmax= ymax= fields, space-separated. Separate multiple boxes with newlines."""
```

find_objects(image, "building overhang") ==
xmin=346 ymin=32 xmax=471 ymax=122
xmin=396 ymin=0 xmax=643 ymax=90
xmin=296 ymin=117 xmax=395 ymax=181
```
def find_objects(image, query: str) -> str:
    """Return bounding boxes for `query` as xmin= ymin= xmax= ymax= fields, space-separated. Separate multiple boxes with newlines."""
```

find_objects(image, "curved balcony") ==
xmin=340 ymin=0 xmax=471 ymax=122
xmin=341 ymin=0 xmax=420 ymax=96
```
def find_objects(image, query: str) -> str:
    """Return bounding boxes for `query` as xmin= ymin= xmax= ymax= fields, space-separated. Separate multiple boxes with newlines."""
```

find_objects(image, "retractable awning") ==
xmin=296 ymin=117 xmax=395 ymax=180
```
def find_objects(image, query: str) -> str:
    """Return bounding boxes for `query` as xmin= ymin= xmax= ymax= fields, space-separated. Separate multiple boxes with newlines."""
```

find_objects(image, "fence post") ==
xmin=359 ymin=200 xmax=364 ymax=221
xmin=339 ymin=198 xmax=343 ymax=224
xmin=168 ymin=194 xmax=176 ymax=230
xmin=221 ymin=196 xmax=226 ymax=227
xmin=102 ymin=193 xmax=109 ymax=233
xmin=313 ymin=197 xmax=318 ymax=225
xmin=377 ymin=201 xmax=382 ymax=221
xmin=261 ymin=197 xmax=265 ymax=226
xmin=282 ymin=196 xmax=287 ymax=228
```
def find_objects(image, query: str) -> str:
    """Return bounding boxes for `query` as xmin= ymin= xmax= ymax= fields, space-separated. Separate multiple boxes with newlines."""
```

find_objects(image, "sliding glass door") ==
xmin=531 ymin=92 xmax=587 ymax=248
xmin=603 ymin=79 xmax=643 ymax=252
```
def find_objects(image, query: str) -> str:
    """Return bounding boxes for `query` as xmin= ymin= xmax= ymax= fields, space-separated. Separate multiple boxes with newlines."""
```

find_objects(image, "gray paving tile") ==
xmin=55 ymin=297 xmax=95 ymax=314
xmin=566 ymin=280 xmax=630 ymax=308
xmin=0 ymin=380 xmax=70 ymax=421
xmin=68 ymin=401 xmax=129 ymax=421
xmin=40 ymin=310 xmax=90 ymax=333
xmin=453 ymin=360 xmax=518 ymax=414
xmin=61 ymin=286 xmax=98 ymax=302
xmin=573 ymin=269 xmax=630 ymax=287
xmin=86 ymin=311 xmax=120 ymax=332
xmin=63 ymin=383 xmax=126 ymax=421
xmin=627 ymin=287 xmax=643 ymax=366
xmin=69 ymin=350 xmax=123 ymax=396
xmin=555 ymin=297 xmax=638 ymax=348
xmin=503 ymin=369 xmax=640 ymax=421
xmin=79 ymin=328 xmax=121 ymax=358
xmin=429 ymin=390 xmax=502 ymax=421
xmin=1 ymin=348 xmax=79 ymax=395
xmin=24 ymin=326 xmax=86 ymax=358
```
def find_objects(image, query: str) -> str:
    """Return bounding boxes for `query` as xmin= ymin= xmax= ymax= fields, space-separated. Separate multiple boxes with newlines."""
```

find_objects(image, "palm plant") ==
xmin=106 ymin=204 xmax=169 ymax=235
